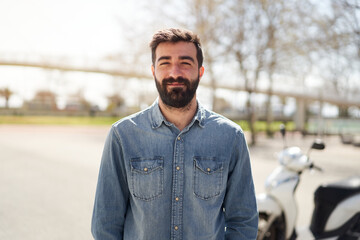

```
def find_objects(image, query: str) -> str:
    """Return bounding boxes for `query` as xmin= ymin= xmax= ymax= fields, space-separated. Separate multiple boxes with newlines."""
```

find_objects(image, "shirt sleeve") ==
xmin=224 ymin=131 xmax=258 ymax=240
xmin=91 ymin=126 xmax=129 ymax=240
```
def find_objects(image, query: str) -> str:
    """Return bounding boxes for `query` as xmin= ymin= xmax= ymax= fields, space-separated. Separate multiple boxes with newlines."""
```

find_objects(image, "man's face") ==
xmin=151 ymin=41 xmax=204 ymax=108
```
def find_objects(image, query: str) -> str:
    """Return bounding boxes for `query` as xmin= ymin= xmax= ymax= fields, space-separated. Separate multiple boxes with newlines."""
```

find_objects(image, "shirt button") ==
xmin=175 ymin=197 xmax=179 ymax=201
xmin=174 ymin=226 xmax=179 ymax=230
xmin=207 ymin=168 xmax=211 ymax=172
xmin=177 ymin=136 xmax=181 ymax=140
xmin=176 ymin=166 xmax=180 ymax=171
xmin=144 ymin=167 xmax=148 ymax=172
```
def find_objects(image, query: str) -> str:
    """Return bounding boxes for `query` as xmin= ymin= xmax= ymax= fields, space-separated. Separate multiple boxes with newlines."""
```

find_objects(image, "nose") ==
xmin=168 ymin=64 xmax=182 ymax=79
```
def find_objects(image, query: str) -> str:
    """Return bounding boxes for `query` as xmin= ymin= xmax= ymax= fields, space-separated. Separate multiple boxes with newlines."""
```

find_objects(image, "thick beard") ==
xmin=155 ymin=75 xmax=199 ymax=108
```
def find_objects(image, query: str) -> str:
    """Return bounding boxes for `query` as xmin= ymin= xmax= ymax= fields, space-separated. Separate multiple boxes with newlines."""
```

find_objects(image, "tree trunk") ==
xmin=265 ymin=93 xmax=274 ymax=137
xmin=246 ymin=91 xmax=257 ymax=145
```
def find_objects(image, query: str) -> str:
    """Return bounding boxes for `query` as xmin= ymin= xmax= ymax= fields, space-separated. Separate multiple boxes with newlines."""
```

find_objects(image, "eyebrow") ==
xmin=157 ymin=56 xmax=171 ymax=62
xmin=157 ymin=55 xmax=195 ymax=63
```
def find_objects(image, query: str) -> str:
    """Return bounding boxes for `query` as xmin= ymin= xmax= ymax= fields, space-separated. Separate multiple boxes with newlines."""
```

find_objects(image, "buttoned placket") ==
xmin=171 ymin=133 xmax=184 ymax=240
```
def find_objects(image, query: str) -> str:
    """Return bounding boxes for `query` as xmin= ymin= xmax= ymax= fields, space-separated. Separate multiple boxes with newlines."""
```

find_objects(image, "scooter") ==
xmin=256 ymin=125 xmax=360 ymax=240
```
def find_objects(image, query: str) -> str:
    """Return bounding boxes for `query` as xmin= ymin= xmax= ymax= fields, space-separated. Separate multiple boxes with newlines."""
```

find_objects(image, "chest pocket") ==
xmin=130 ymin=157 xmax=164 ymax=201
xmin=193 ymin=156 xmax=224 ymax=200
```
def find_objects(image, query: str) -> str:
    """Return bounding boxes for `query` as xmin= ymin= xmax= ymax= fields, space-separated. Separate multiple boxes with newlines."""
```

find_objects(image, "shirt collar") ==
xmin=151 ymin=98 xmax=206 ymax=129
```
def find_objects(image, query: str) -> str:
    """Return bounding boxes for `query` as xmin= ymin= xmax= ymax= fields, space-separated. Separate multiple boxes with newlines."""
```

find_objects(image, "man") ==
xmin=91 ymin=28 xmax=258 ymax=240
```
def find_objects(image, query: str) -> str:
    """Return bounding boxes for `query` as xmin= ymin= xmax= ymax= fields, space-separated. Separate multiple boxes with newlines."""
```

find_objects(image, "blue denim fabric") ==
xmin=91 ymin=100 xmax=258 ymax=240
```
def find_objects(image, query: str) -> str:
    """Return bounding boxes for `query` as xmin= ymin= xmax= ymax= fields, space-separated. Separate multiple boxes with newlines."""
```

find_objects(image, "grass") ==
xmin=235 ymin=120 xmax=296 ymax=132
xmin=0 ymin=115 xmax=295 ymax=132
xmin=0 ymin=115 xmax=121 ymax=126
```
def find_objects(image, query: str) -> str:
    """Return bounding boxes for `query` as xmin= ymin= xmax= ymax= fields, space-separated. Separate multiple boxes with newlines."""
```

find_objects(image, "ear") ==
xmin=199 ymin=66 xmax=205 ymax=79
xmin=151 ymin=65 xmax=155 ymax=77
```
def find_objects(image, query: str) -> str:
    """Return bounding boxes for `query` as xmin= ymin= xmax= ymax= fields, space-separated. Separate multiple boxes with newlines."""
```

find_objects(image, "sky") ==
xmin=0 ymin=0 xmax=126 ymax=56
xmin=0 ymin=0 xmax=162 ymax=109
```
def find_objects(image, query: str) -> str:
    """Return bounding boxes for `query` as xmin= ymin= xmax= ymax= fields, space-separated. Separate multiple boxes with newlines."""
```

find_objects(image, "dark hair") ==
xmin=149 ymin=28 xmax=203 ymax=68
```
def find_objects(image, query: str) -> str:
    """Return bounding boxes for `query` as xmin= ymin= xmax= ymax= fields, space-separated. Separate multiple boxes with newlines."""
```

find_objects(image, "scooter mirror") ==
xmin=280 ymin=124 xmax=286 ymax=138
xmin=311 ymin=139 xmax=325 ymax=150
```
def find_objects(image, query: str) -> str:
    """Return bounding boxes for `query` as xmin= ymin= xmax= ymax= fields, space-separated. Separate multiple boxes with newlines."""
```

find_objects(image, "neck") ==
xmin=158 ymin=97 xmax=198 ymax=131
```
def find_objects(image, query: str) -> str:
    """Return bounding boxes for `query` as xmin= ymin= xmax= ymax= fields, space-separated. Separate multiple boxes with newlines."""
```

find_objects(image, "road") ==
xmin=0 ymin=125 xmax=359 ymax=239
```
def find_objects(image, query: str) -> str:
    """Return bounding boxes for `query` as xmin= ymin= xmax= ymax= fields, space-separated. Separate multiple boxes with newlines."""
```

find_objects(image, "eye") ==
xmin=159 ymin=62 xmax=169 ymax=66
xmin=181 ymin=62 xmax=192 ymax=66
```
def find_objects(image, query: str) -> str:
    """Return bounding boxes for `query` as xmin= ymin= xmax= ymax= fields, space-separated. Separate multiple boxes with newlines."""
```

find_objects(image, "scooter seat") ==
xmin=315 ymin=176 xmax=360 ymax=205
xmin=310 ymin=176 xmax=360 ymax=237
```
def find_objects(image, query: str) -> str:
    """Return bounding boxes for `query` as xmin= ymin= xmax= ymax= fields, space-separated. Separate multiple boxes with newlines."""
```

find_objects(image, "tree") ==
xmin=25 ymin=90 xmax=57 ymax=111
xmin=222 ymin=0 xmax=285 ymax=144
xmin=0 ymin=87 xmax=13 ymax=109
xmin=221 ymin=0 xmax=336 ymax=142
xmin=322 ymin=0 xmax=360 ymax=117
xmin=65 ymin=90 xmax=92 ymax=112
xmin=106 ymin=94 xmax=125 ymax=116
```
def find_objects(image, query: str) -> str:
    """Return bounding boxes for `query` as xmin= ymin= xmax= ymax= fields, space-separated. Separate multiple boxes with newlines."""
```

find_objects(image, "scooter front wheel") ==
xmin=257 ymin=212 xmax=286 ymax=240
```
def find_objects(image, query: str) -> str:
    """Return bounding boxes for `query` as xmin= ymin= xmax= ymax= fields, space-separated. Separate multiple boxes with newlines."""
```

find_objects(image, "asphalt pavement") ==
xmin=0 ymin=125 xmax=359 ymax=239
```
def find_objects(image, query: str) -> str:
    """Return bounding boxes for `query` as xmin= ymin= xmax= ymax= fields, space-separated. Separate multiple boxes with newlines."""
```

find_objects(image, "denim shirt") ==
xmin=91 ymin=100 xmax=258 ymax=240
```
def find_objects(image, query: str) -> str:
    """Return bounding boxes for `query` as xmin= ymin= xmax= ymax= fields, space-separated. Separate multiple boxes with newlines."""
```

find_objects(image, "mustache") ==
xmin=162 ymin=77 xmax=190 ymax=85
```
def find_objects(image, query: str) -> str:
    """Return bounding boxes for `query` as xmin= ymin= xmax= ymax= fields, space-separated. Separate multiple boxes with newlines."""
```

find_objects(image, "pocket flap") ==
xmin=131 ymin=157 xmax=164 ymax=173
xmin=194 ymin=157 xmax=223 ymax=174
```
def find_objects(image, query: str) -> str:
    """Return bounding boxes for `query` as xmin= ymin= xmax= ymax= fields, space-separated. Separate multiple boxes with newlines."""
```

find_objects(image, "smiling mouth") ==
xmin=167 ymin=82 xmax=185 ymax=87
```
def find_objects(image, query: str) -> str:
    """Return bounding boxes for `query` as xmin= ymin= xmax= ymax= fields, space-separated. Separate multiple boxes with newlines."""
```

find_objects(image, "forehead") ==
xmin=155 ymin=41 xmax=197 ymax=61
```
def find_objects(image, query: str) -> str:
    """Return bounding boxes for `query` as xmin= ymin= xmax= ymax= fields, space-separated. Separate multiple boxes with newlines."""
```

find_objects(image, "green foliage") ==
xmin=0 ymin=116 xmax=295 ymax=132
xmin=234 ymin=120 xmax=295 ymax=132
xmin=0 ymin=116 xmax=121 ymax=125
